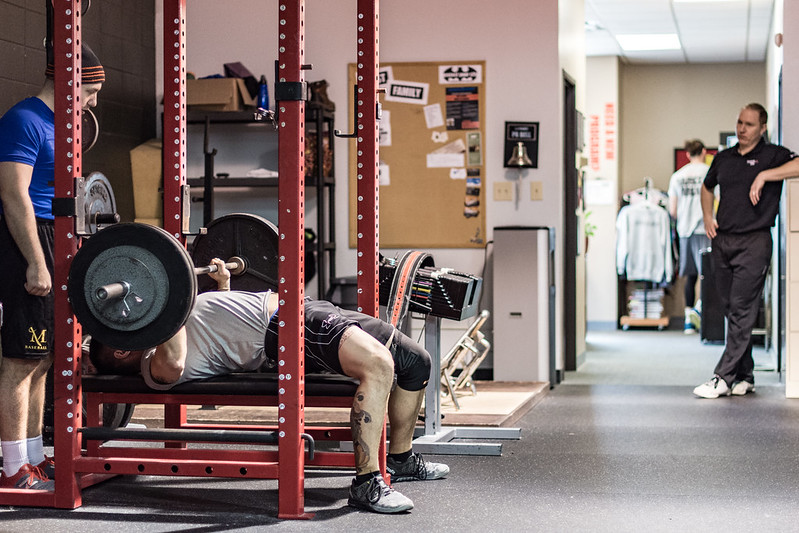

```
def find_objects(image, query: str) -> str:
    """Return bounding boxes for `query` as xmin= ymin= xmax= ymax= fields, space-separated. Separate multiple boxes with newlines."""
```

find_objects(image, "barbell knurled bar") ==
xmin=95 ymin=257 xmax=247 ymax=302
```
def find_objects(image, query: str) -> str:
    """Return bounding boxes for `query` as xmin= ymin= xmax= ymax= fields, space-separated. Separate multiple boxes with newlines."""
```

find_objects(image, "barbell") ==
xmin=69 ymin=213 xmax=279 ymax=351
xmin=93 ymin=257 xmax=247 ymax=301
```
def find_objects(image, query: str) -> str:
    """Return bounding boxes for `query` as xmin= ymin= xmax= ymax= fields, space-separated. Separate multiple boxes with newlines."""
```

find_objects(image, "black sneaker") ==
xmin=386 ymin=452 xmax=449 ymax=482
xmin=347 ymin=475 xmax=414 ymax=513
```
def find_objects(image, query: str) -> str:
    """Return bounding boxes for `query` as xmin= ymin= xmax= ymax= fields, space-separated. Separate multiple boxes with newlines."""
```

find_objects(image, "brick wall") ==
xmin=0 ymin=0 xmax=156 ymax=222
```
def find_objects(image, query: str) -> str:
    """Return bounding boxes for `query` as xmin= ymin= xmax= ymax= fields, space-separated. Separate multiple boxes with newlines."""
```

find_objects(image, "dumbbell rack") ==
xmin=0 ymin=0 xmax=382 ymax=520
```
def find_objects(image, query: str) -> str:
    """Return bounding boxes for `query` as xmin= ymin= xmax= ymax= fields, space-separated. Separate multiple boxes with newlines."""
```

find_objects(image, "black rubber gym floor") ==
xmin=3 ymin=330 xmax=799 ymax=531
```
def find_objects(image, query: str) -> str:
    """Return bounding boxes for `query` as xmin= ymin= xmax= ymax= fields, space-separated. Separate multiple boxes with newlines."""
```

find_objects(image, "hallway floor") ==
xmin=3 ymin=330 xmax=799 ymax=531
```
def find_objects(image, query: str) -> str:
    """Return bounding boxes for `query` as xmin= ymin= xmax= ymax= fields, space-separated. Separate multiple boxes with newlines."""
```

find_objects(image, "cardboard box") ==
xmin=129 ymin=139 xmax=162 ymax=221
xmin=134 ymin=217 xmax=162 ymax=227
xmin=187 ymin=78 xmax=256 ymax=111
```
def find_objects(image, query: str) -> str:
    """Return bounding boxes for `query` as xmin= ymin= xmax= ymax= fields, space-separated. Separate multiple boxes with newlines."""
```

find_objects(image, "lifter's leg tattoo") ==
xmin=351 ymin=392 xmax=373 ymax=471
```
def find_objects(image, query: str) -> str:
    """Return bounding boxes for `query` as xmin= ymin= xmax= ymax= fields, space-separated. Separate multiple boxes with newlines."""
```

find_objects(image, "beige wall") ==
xmin=584 ymin=61 xmax=767 ymax=325
xmin=619 ymin=63 xmax=766 ymax=195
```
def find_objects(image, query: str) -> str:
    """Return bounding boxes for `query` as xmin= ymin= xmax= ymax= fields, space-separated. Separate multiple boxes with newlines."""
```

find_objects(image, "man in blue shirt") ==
xmin=0 ymin=43 xmax=104 ymax=489
xmin=694 ymin=103 xmax=799 ymax=399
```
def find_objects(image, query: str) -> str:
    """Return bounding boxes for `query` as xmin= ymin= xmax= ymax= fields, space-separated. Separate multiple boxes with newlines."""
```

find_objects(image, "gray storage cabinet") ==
xmin=492 ymin=226 xmax=555 ymax=385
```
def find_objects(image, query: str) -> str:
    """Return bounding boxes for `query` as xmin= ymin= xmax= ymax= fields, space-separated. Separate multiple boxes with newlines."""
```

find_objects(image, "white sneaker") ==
xmin=693 ymin=376 xmax=730 ymax=398
xmin=687 ymin=308 xmax=701 ymax=330
xmin=731 ymin=381 xmax=755 ymax=396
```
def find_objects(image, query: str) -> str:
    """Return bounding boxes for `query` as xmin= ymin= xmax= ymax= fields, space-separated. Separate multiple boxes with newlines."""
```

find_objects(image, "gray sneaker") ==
xmin=386 ymin=452 xmax=449 ymax=482
xmin=731 ymin=381 xmax=755 ymax=396
xmin=348 ymin=475 xmax=414 ymax=513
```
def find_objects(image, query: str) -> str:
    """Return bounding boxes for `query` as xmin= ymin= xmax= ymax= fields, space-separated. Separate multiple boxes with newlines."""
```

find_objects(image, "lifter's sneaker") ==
xmin=0 ymin=463 xmax=54 ymax=490
xmin=731 ymin=381 xmax=755 ymax=396
xmin=36 ymin=456 xmax=55 ymax=480
xmin=347 ymin=475 xmax=414 ymax=513
xmin=693 ymin=375 xmax=730 ymax=399
xmin=386 ymin=452 xmax=449 ymax=482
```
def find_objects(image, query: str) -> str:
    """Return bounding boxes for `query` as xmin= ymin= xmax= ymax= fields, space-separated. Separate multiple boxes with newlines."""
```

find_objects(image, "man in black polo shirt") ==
xmin=694 ymin=103 xmax=799 ymax=399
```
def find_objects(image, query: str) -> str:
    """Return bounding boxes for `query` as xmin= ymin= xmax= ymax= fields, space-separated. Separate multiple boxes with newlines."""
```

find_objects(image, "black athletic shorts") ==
xmin=0 ymin=217 xmax=55 ymax=359
xmin=265 ymin=299 xmax=431 ymax=391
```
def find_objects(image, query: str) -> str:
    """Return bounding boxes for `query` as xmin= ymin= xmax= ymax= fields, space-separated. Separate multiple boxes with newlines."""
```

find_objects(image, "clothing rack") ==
xmin=617 ymin=178 xmax=671 ymax=330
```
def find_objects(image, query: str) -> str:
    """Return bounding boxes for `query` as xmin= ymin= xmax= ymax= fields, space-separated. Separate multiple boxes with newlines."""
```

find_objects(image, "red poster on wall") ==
xmin=674 ymin=148 xmax=717 ymax=171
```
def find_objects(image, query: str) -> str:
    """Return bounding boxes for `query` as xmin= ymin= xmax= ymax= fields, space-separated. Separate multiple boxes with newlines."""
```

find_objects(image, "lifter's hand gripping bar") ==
xmin=95 ymin=256 xmax=247 ymax=301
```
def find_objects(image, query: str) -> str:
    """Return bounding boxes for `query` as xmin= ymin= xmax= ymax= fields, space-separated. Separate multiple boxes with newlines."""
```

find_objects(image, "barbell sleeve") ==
xmin=95 ymin=281 xmax=131 ymax=301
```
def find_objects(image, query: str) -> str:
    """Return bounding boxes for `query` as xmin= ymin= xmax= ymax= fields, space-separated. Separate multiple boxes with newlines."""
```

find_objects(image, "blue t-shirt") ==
xmin=0 ymin=97 xmax=55 ymax=219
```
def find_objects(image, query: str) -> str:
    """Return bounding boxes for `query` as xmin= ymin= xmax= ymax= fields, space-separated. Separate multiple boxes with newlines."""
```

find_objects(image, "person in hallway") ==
xmin=0 ymin=43 xmax=104 ymax=490
xmin=694 ymin=103 xmax=799 ymax=399
xmin=668 ymin=139 xmax=711 ymax=334
xmin=91 ymin=258 xmax=449 ymax=514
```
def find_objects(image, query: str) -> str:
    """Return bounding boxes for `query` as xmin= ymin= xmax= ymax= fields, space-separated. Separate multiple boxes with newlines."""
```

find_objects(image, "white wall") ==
xmin=584 ymin=56 xmax=620 ymax=326
xmin=778 ymin=0 xmax=799 ymax=397
xmin=154 ymin=0 xmax=574 ymax=370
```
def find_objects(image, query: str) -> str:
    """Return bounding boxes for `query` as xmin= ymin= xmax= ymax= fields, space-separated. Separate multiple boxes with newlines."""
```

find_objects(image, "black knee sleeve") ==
xmin=393 ymin=333 xmax=431 ymax=391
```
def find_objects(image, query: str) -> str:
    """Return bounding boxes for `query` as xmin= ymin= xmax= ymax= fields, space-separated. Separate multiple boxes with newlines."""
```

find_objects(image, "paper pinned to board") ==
xmin=424 ymin=103 xmax=444 ymax=129
xmin=426 ymin=138 xmax=466 ymax=168
xmin=379 ymin=161 xmax=390 ymax=186
xmin=450 ymin=168 xmax=467 ymax=179
xmin=380 ymin=110 xmax=392 ymax=146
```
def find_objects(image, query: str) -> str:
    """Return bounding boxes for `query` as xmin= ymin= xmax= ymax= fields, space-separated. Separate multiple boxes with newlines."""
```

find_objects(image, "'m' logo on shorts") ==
xmin=26 ymin=327 xmax=48 ymax=351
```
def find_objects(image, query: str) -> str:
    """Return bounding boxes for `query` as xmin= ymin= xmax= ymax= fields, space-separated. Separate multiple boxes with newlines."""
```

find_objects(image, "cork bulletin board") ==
xmin=348 ymin=61 xmax=487 ymax=248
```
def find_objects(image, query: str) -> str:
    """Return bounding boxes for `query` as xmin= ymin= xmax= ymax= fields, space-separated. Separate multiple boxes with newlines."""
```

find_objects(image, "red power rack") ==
xmin=0 ymin=0 xmax=382 ymax=519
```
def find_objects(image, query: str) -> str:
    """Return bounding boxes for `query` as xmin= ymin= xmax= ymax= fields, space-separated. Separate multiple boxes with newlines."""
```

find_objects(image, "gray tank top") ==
xmin=142 ymin=290 xmax=273 ymax=389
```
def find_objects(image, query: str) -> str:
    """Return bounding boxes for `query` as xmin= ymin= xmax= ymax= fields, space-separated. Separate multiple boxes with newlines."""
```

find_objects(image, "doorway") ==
xmin=563 ymin=72 xmax=580 ymax=373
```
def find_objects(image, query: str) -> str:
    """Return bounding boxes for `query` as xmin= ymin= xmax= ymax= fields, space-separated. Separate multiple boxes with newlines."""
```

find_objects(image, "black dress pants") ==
xmin=710 ymin=230 xmax=771 ymax=386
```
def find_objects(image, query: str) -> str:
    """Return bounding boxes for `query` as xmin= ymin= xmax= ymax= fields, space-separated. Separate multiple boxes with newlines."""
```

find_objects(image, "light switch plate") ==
xmin=530 ymin=181 xmax=543 ymax=201
xmin=494 ymin=182 xmax=513 ymax=201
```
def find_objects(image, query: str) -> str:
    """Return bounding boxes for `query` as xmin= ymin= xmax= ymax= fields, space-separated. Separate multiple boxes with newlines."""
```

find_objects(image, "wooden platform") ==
xmin=129 ymin=381 xmax=548 ymax=429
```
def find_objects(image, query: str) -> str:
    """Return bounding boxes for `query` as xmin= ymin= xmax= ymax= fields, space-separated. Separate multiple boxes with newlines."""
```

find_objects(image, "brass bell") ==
xmin=507 ymin=141 xmax=533 ymax=167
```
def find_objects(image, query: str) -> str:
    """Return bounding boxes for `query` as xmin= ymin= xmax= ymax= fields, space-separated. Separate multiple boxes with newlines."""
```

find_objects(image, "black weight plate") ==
xmin=69 ymin=223 xmax=197 ymax=350
xmin=84 ymin=171 xmax=116 ymax=234
xmin=191 ymin=213 xmax=280 ymax=294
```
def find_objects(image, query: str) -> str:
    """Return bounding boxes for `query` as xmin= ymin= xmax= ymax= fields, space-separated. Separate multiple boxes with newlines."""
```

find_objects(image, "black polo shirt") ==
xmin=703 ymin=139 xmax=797 ymax=234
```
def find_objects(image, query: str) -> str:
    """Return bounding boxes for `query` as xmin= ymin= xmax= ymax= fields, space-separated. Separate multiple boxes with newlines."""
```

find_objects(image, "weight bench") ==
xmin=78 ymin=372 xmax=361 ymax=478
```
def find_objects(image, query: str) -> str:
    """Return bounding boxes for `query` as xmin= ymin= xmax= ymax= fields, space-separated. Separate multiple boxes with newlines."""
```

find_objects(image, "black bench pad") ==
xmin=82 ymin=373 xmax=359 ymax=397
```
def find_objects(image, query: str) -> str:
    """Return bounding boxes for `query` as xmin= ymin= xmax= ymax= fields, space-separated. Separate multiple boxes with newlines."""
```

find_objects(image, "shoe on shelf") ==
xmin=386 ymin=452 xmax=449 ymax=482
xmin=683 ymin=322 xmax=697 ymax=335
xmin=347 ymin=475 xmax=414 ymax=513
xmin=731 ymin=381 xmax=755 ymax=396
xmin=37 ymin=456 xmax=55 ymax=480
xmin=693 ymin=375 xmax=730 ymax=399
xmin=0 ymin=463 xmax=55 ymax=490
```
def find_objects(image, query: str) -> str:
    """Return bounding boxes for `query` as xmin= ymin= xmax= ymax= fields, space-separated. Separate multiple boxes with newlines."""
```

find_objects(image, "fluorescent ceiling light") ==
xmin=616 ymin=34 xmax=681 ymax=51
xmin=673 ymin=0 xmax=736 ymax=3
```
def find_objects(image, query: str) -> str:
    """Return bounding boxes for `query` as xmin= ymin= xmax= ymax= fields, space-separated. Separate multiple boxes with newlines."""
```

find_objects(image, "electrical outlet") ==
xmin=530 ymin=181 xmax=543 ymax=201
xmin=494 ymin=182 xmax=513 ymax=201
